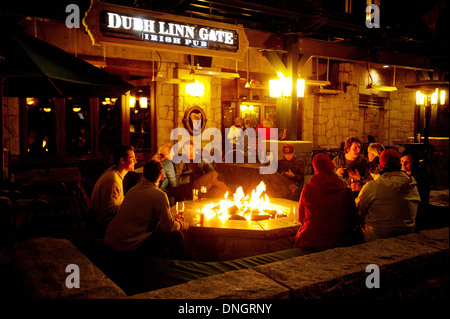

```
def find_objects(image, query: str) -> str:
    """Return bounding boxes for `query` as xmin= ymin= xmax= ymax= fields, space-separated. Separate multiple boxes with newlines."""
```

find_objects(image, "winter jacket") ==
xmin=295 ymin=171 xmax=358 ymax=250
xmin=356 ymin=171 xmax=420 ymax=242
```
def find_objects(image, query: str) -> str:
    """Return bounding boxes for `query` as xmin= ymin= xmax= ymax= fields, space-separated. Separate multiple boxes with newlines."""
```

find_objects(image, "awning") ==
xmin=0 ymin=24 xmax=134 ymax=97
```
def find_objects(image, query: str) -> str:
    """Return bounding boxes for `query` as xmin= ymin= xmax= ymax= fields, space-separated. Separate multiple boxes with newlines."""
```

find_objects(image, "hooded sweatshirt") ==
xmin=356 ymin=170 xmax=420 ymax=242
xmin=295 ymin=171 xmax=357 ymax=250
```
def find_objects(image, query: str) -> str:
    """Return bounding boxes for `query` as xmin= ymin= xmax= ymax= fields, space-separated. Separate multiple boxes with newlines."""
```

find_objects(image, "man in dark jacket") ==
xmin=277 ymin=144 xmax=305 ymax=200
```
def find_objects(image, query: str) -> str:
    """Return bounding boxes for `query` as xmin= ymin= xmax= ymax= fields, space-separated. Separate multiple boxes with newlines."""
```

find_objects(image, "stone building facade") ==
xmin=301 ymin=62 xmax=418 ymax=150
xmin=4 ymin=17 xmax=444 ymax=182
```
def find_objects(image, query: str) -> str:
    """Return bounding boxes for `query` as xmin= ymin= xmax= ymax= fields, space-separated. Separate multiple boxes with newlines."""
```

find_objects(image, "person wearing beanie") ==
xmin=277 ymin=144 xmax=305 ymax=200
xmin=294 ymin=153 xmax=360 ymax=251
xmin=356 ymin=149 xmax=421 ymax=242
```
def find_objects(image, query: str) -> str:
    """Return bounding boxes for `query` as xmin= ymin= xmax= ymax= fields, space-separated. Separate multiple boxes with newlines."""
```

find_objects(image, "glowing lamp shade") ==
xmin=416 ymin=91 xmax=425 ymax=106
xmin=440 ymin=90 xmax=446 ymax=105
xmin=139 ymin=97 xmax=148 ymax=108
xmin=430 ymin=89 xmax=438 ymax=105
xmin=129 ymin=96 xmax=135 ymax=108
xmin=240 ymin=104 xmax=254 ymax=112
xmin=185 ymin=81 xmax=205 ymax=97
xmin=269 ymin=78 xmax=305 ymax=98
xmin=416 ymin=88 xmax=446 ymax=106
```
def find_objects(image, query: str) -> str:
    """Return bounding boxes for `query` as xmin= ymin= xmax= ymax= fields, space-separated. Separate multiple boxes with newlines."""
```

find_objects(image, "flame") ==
xmin=200 ymin=181 xmax=280 ymax=222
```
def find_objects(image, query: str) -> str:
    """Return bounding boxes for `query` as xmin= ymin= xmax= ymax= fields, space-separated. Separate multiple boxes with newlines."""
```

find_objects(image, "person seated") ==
xmin=224 ymin=117 xmax=248 ymax=163
xmin=356 ymin=149 xmax=421 ymax=242
xmin=226 ymin=117 xmax=244 ymax=149
xmin=401 ymin=149 xmax=430 ymax=230
xmin=333 ymin=136 xmax=370 ymax=193
xmin=367 ymin=142 xmax=385 ymax=176
xmin=277 ymin=144 xmax=305 ymax=200
xmin=256 ymin=118 xmax=276 ymax=141
xmin=103 ymin=160 xmax=189 ymax=260
xmin=174 ymin=141 xmax=230 ymax=199
xmin=152 ymin=144 xmax=177 ymax=190
xmin=294 ymin=153 xmax=360 ymax=251
xmin=90 ymin=145 xmax=137 ymax=238
xmin=256 ymin=118 xmax=276 ymax=163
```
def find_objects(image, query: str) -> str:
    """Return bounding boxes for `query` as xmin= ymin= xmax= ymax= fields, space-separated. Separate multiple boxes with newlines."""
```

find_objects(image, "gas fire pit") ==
xmin=170 ymin=182 xmax=300 ymax=261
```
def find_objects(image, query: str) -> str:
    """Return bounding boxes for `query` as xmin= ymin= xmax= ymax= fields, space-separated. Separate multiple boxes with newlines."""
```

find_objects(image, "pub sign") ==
xmin=83 ymin=0 xmax=249 ymax=59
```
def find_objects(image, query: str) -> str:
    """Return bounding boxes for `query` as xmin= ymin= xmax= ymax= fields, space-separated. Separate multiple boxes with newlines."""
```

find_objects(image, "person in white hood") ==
xmin=356 ymin=149 xmax=421 ymax=242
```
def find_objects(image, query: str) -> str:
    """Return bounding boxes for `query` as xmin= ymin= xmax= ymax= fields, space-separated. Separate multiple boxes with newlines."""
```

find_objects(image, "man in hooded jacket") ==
xmin=356 ymin=149 xmax=421 ymax=242
xmin=294 ymin=153 xmax=359 ymax=251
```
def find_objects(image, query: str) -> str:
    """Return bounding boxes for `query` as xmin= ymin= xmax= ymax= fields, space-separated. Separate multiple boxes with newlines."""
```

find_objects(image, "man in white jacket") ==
xmin=356 ymin=149 xmax=421 ymax=242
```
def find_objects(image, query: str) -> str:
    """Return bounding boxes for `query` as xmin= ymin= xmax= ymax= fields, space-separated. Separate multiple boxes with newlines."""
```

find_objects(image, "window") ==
xmin=65 ymin=98 xmax=91 ymax=156
xmin=26 ymin=98 xmax=56 ymax=157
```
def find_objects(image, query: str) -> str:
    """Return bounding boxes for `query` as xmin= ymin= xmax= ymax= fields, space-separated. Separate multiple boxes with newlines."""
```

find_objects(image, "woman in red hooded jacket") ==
xmin=294 ymin=153 xmax=360 ymax=251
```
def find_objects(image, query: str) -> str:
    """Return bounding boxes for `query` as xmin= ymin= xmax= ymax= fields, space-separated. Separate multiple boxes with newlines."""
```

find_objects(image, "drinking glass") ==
xmin=292 ymin=206 xmax=300 ymax=224
xmin=192 ymin=189 xmax=199 ymax=201
xmin=176 ymin=201 xmax=185 ymax=219
xmin=200 ymin=186 xmax=207 ymax=200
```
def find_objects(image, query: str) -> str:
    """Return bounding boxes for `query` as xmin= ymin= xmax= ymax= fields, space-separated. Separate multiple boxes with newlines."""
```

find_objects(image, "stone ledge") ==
xmin=2 ymin=237 xmax=126 ymax=299
xmin=129 ymin=268 xmax=290 ymax=299
xmin=131 ymin=227 xmax=448 ymax=299
xmin=1 ymin=228 xmax=447 ymax=299
xmin=253 ymin=228 xmax=449 ymax=299
xmin=396 ymin=227 xmax=449 ymax=250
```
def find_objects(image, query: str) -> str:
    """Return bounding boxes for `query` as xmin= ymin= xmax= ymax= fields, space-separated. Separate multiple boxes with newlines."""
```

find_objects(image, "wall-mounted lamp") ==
xmin=185 ymin=80 xmax=205 ymax=97
xmin=366 ymin=83 xmax=398 ymax=92
xmin=366 ymin=64 xmax=397 ymax=92
xmin=72 ymin=107 xmax=82 ymax=113
xmin=269 ymin=74 xmax=305 ymax=98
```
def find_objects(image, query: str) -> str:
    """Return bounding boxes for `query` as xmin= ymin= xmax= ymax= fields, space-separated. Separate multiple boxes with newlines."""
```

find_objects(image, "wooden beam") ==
xmin=247 ymin=29 xmax=431 ymax=70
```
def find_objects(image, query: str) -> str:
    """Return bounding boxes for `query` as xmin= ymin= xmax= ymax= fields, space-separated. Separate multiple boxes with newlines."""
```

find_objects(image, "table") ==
xmin=170 ymin=198 xmax=300 ymax=261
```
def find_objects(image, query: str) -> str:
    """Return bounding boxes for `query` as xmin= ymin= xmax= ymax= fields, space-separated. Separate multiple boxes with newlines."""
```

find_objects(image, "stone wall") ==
xmin=1 ymin=228 xmax=447 ymax=299
xmin=154 ymin=65 xmax=224 ymax=149
xmin=133 ymin=227 xmax=449 ymax=299
xmin=384 ymin=69 xmax=417 ymax=145
xmin=302 ymin=62 xmax=418 ymax=150
xmin=2 ymin=97 xmax=20 ymax=156
xmin=17 ymin=19 xmax=433 ymax=154
xmin=0 ymin=237 xmax=126 ymax=299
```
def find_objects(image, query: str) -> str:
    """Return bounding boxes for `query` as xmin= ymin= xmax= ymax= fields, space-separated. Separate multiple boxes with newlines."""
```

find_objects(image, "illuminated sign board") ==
xmin=83 ymin=0 xmax=248 ymax=59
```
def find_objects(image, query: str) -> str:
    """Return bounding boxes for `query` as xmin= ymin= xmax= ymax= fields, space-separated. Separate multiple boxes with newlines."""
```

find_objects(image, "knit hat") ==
xmin=312 ymin=153 xmax=335 ymax=172
xmin=282 ymin=144 xmax=294 ymax=154
xmin=379 ymin=149 xmax=401 ymax=170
